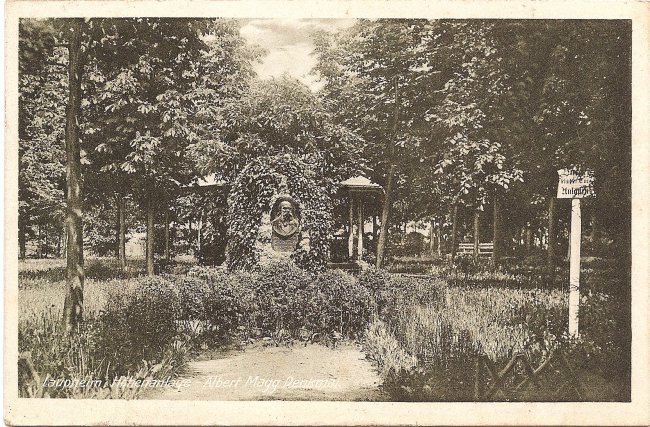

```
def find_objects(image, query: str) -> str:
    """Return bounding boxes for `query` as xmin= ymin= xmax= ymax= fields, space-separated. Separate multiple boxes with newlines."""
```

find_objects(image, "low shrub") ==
xmin=250 ymin=261 xmax=311 ymax=335
xmin=97 ymin=276 xmax=181 ymax=377
xmin=181 ymin=260 xmax=377 ymax=342
xmin=306 ymin=269 xmax=371 ymax=338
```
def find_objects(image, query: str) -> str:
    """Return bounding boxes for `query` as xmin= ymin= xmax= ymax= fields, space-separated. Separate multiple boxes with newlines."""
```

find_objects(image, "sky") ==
xmin=238 ymin=19 xmax=356 ymax=92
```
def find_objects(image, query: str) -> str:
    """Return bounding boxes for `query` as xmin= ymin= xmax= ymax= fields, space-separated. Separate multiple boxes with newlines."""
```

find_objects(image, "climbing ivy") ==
xmin=226 ymin=154 xmax=333 ymax=271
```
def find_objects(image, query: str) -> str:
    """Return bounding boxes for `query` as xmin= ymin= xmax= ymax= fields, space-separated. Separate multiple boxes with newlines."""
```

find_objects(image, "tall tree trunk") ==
xmin=473 ymin=211 xmax=480 ymax=260
xmin=372 ymin=215 xmax=378 ymax=251
xmin=62 ymin=18 xmax=85 ymax=332
xmin=118 ymin=195 xmax=126 ymax=270
xmin=376 ymin=76 xmax=400 ymax=269
xmin=492 ymin=196 xmax=501 ymax=267
xmin=164 ymin=208 xmax=170 ymax=263
xmin=18 ymin=217 xmax=27 ymax=259
xmin=197 ymin=215 xmax=203 ymax=256
xmin=437 ymin=219 xmax=443 ymax=257
xmin=37 ymin=225 xmax=42 ymax=258
xmin=450 ymin=205 xmax=458 ymax=261
xmin=429 ymin=218 xmax=436 ymax=255
xmin=376 ymin=165 xmax=395 ymax=268
xmin=115 ymin=200 xmax=120 ymax=259
xmin=525 ymin=224 xmax=533 ymax=254
xmin=146 ymin=192 xmax=155 ymax=276
xmin=43 ymin=227 xmax=48 ymax=258
xmin=547 ymin=196 xmax=556 ymax=274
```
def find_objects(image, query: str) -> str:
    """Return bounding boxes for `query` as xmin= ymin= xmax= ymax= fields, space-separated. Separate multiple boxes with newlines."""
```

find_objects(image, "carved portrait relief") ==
xmin=270 ymin=198 xmax=301 ymax=253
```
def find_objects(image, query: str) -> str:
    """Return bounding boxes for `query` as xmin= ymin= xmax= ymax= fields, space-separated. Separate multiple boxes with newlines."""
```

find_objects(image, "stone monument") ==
xmin=270 ymin=199 xmax=301 ymax=253
xmin=257 ymin=193 xmax=308 ymax=265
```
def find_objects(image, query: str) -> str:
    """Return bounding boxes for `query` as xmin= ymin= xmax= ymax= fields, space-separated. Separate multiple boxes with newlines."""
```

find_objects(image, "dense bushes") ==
xmin=181 ymin=262 xmax=373 ymax=341
xmin=18 ymin=276 xmax=188 ymax=398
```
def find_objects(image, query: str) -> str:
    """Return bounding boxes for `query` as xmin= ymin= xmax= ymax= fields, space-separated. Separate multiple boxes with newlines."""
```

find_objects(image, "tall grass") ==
xmin=364 ymin=263 xmax=628 ymax=401
xmin=18 ymin=257 xmax=188 ymax=399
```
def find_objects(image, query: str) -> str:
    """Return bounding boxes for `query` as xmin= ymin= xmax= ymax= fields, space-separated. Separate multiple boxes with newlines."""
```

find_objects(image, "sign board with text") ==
xmin=557 ymin=169 xmax=595 ymax=199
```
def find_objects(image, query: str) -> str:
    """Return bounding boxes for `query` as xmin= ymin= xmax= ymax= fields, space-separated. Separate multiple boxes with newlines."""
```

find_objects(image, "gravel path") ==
xmin=140 ymin=342 xmax=387 ymax=401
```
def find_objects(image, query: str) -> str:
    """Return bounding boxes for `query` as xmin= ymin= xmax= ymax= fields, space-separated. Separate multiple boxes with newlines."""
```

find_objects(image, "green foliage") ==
xmin=190 ymin=75 xmax=362 ymax=186
xmin=363 ymin=264 xmax=628 ymax=401
xmin=226 ymin=154 xmax=332 ymax=271
xmin=314 ymin=19 xmax=631 ymax=263
xmin=401 ymin=231 xmax=426 ymax=256
xmin=18 ymin=269 xmax=189 ymax=398
xmin=184 ymin=261 xmax=374 ymax=341
xmin=97 ymin=277 xmax=181 ymax=376
xmin=249 ymin=261 xmax=311 ymax=334
xmin=307 ymin=269 xmax=371 ymax=337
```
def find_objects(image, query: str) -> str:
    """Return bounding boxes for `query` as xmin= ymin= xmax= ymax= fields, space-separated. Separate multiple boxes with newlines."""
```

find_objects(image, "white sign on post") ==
xmin=557 ymin=168 xmax=595 ymax=338
xmin=557 ymin=168 xmax=595 ymax=199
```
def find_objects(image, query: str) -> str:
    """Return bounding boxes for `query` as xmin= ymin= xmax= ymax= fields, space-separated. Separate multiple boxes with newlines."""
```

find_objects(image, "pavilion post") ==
xmin=372 ymin=215 xmax=378 ymax=246
xmin=357 ymin=200 xmax=364 ymax=259
xmin=348 ymin=197 xmax=355 ymax=259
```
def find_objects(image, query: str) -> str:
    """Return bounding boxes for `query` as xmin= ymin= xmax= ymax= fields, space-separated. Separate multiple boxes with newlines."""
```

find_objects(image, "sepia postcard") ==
xmin=4 ymin=0 xmax=650 ymax=425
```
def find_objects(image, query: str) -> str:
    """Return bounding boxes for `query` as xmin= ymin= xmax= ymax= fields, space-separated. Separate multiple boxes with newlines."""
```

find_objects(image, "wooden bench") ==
xmin=458 ymin=242 xmax=494 ymax=257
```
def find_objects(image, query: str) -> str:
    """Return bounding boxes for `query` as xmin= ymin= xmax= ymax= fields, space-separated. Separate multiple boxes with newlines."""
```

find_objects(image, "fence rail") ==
xmin=458 ymin=242 xmax=494 ymax=256
xmin=475 ymin=348 xmax=583 ymax=401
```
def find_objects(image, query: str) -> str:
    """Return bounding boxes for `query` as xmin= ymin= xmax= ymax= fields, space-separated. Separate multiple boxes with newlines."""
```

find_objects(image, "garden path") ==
xmin=140 ymin=342 xmax=386 ymax=401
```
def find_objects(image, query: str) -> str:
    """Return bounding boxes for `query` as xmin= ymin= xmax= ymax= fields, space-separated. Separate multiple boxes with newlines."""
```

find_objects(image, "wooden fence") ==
xmin=474 ymin=348 xmax=584 ymax=401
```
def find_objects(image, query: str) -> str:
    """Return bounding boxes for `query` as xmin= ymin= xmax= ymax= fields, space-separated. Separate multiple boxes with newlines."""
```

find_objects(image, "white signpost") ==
xmin=557 ymin=168 xmax=595 ymax=338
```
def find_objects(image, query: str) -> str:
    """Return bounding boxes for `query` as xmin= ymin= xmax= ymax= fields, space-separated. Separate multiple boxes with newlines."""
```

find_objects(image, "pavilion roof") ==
xmin=338 ymin=176 xmax=384 ymax=198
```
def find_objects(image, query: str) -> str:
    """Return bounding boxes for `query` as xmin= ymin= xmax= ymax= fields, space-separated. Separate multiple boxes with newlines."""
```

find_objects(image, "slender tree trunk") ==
xmin=473 ymin=211 xmax=480 ymax=260
xmin=429 ymin=218 xmax=436 ymax=255
xmin=18 ymin=217 xmax=27 ymax=259
xmin=118 ymin=196 xmax=126 ymax=270
xmin=437 ymin=219 xmax=443 ymax=257
xmin=165 ymin=208 xmax=170 ymax=263
xmin=43 ymin=227 xmax=49 ymax=258
xmin=115 ymin=200 xmax=120 ymax=259
xmin=62 ymin=18 xmax=85 ymax=332
xmin=492 ymin=196 xmax=501 ymax=267
xmin=450 ymin=205 xmax=458 ymax=261
xmin=372 ymin=215 xmax=378 ymax=251
xmin=525 ymin=224 xmax=533 ymax=254
xmin=62 ymin=228 xmax=67 ymax=259
xmin=197 ymin=215 xmax=203 ymax=256
xmin=376 ymin=76 xmax=400 ymax=269
xmin=376 ymin=165 xmax=395 ymax=268
xmin=37 ymin=225 xmax=43 ymax=258
xmin=547 ymin=197 xmax=556 ymax=274
xmin=146 ymin=192 xmax=155 ymax=276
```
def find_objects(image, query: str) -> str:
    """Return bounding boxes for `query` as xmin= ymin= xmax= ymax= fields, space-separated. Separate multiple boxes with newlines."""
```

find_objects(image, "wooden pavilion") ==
xmin=336 ymin=176 xmax=384 ymax=262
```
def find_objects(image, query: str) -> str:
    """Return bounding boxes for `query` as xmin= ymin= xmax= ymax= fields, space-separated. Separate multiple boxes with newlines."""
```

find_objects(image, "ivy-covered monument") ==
xmin=225 ymin=154 xmax=333 ymax=271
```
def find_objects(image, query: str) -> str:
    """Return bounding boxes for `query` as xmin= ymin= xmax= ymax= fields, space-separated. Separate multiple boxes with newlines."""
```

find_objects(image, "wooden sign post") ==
xmin=557 ymin=169 xmax=595 ymax=338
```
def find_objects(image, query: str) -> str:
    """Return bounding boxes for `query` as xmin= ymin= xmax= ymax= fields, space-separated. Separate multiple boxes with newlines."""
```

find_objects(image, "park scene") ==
xmin=17 ymin=18 xmax=631 ymax=401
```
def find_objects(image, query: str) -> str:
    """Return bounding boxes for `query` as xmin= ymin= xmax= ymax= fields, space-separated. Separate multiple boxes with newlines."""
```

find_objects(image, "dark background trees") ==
xmin=313 ymin=19 xmax=631 ymax=268
xmin=18 ymin=18 xmax=631 ymax=329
